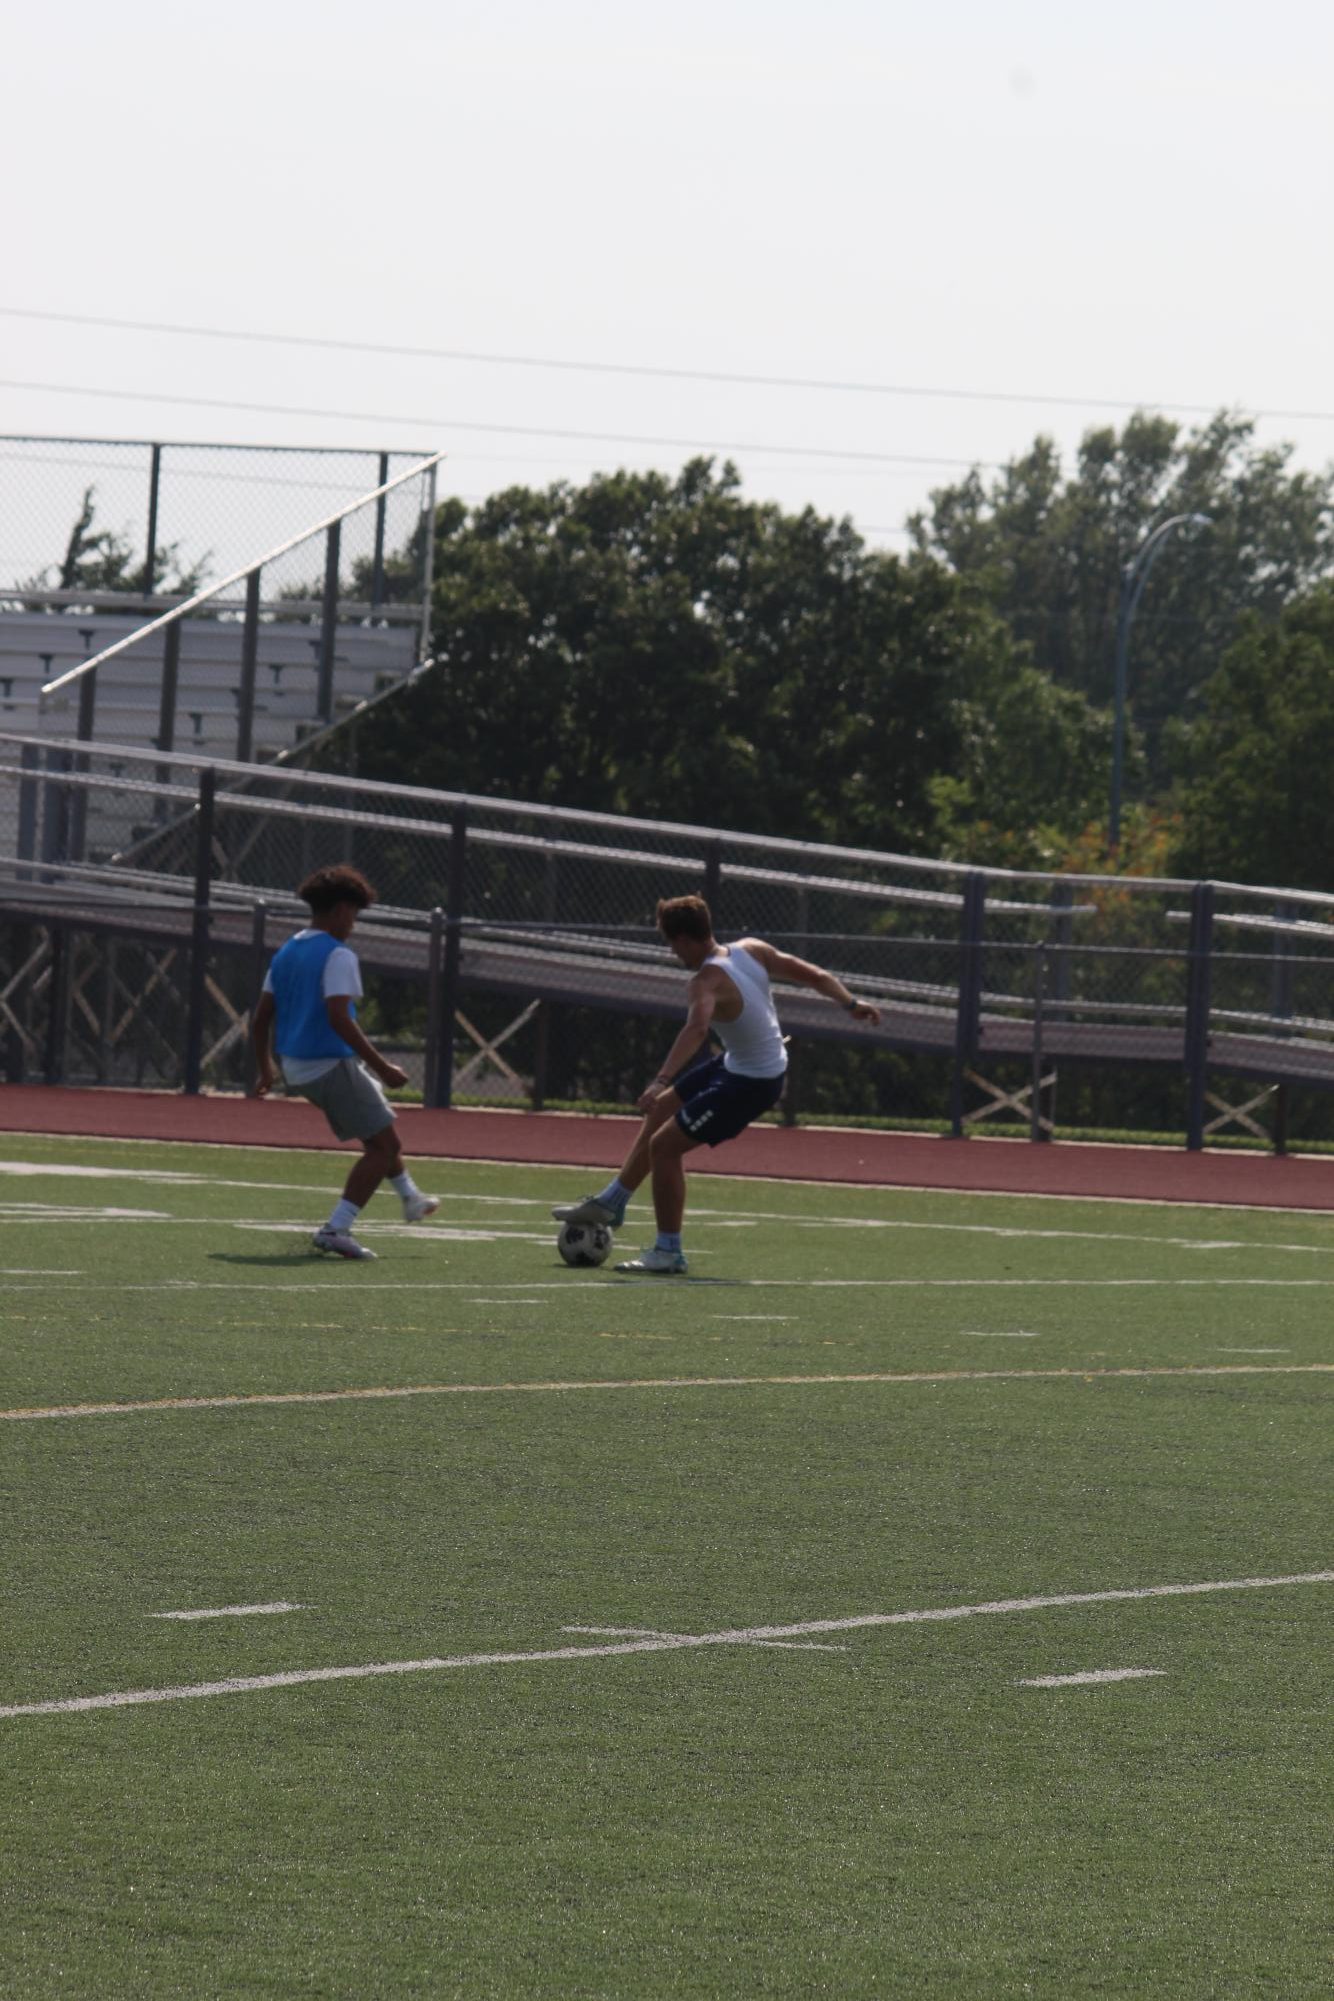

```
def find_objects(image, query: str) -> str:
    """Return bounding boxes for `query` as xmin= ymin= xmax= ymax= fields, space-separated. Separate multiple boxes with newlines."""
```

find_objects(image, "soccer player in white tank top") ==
xmin=554 ymin=894 xmax=882 ymax=1274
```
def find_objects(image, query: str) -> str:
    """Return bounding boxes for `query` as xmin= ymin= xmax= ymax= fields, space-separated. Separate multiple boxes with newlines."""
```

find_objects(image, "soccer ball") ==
xmin=557 ymin=1220 xmax=613 ymax=1268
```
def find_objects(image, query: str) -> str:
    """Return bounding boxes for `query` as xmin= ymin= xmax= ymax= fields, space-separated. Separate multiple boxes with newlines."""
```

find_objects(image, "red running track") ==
xmin=3 ymin=1083 xmax=1334 ymax=1211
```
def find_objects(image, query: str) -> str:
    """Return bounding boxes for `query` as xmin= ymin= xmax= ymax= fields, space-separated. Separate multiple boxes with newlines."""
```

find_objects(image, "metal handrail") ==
xmin=39 ymin=451 xmax=445 ymax=698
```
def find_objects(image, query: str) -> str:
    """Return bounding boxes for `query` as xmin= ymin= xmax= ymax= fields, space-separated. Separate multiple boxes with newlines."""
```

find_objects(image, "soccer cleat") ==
xmin=401 ymin=1193 xmax=440 ymax=1223
xmin=312 ymin=1227 xmax=377 ymax=1261
xmin=613 ymin=1246 xmax=689 ymax=1275
xmin=552 ymin=1196 xmax=623 ymax=1230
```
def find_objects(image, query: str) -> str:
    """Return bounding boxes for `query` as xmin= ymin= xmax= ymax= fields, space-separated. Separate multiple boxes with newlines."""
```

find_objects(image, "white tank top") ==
xmin=705 ymin=945 xmax=788 ymax=1079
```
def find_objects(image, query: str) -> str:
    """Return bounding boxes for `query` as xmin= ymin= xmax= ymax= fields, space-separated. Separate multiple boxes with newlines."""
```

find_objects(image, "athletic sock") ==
xmin=390 ymin=1172 xmax=420 ymax=1201
xmin=327 ymin=1199 xmax=361 ymax=1232
xmin=655 ymin=1231 xmax=682 ymax=1254
xmin=595 ymin=1177 xmax=632 ymax=1214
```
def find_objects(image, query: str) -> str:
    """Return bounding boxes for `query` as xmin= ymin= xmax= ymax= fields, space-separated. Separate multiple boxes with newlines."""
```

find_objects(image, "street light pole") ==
xmin=1108 ymin=512 xmax=1212 ymax=850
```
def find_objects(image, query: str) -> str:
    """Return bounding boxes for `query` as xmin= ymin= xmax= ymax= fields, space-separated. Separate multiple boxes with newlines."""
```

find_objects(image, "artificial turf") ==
xmin=1 ymin=1133 xmax=1330 ymax=1998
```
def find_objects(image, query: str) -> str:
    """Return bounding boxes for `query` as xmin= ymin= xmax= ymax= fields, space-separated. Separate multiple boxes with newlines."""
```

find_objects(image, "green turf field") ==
xmin=2 ymin=1132 xmax=1330 ymax=1999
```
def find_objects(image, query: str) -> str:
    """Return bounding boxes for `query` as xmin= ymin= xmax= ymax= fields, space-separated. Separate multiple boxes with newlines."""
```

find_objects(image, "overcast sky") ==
xmin=4 ymin=0 xmax=1332 ymax=558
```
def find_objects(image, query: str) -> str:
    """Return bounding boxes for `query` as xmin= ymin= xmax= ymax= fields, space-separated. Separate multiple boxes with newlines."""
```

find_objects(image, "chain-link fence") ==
xmin=5 ymin=732 xmax=1334 ymax=1146
xmin=0 ymin=451 xmax=440 ymax=773
xmin=0 ymin=437 xmax=436 ymax=606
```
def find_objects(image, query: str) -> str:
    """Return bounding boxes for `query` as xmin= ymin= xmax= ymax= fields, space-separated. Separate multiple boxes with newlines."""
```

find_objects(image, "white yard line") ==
xmin=4 ymin=1362 xmax=1330 ymax=1425
xmin=149 ymin=1603 xmax=307 ymax=1621
xmin=13 ymin=1132 xmax=1334 ymax=1218
xmin=562 ymin=1625 xmax=846 ymax=1652
xmin=9 ymin=1166 xmax=1334 ymax=1251
xmin=9 ymin=1277 xmax=1334 ymax=1295
xmin=965 ymin=1331 xmax=1039 ymax=1338
xmin=1217 ymin=1347 xmax=1290 ymax=1354
xmin=1019 ymin=1668 xmax=1166 ymax=1688
xmin=3 ymin=1572 xmax=1326 ymax=1721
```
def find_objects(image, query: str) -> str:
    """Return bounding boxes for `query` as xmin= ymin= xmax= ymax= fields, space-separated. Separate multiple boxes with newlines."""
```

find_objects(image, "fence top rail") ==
xmin=37 ymin=453 xmax=445 ymax=698
xmin=3 ymin=590 xmax=424 ymax=622
xmin=0 ymin=432 xmax=436 ymax=458
xmin=4 ymin=725 xmax=1334 ymax=915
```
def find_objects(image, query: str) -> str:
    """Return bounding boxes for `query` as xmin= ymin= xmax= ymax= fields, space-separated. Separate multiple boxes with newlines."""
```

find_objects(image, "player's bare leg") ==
xmin=553 ymin=1091 xmax=680 ymax=1229
xmin=615 ymin=1121 xmax=700 ymax=1274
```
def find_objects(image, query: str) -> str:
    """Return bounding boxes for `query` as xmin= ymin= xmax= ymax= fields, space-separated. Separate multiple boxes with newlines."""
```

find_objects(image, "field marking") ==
xmin=11 ymin=1276 xmax=1334 ymax=1296
xmin=149 ymin=1602 xmax=307 ymax=1621
xmin=711 ymin=1314 xmax=795 ymax=1322
xmin=1217 ymin=1346 xmax=1290 ymax=1354
xmin=562 ymin=1625 xmax=846 ymax=1653
xmin=14 ymin=1131 xmax=1334 ymax=1218
xmin=965 ymin=1331 xmax=1039 ymax=1339
xmin=0 ymin=1269 xmax=83 ymax=1276
xmin=4 ymin=1362 xmax=1330 ymax=1424
xmin=1019 ymin=1668 xmax=1166 ymax=1688
xmin=11 ymin=1168 xmax=1334 ymax=1255
xmin=3 ymin=1572 xmax=1327 ymax=1722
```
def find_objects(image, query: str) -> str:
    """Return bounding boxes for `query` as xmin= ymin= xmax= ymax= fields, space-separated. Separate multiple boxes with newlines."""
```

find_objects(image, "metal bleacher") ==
xmin=0 ymin=603 xmax=419 ymax=769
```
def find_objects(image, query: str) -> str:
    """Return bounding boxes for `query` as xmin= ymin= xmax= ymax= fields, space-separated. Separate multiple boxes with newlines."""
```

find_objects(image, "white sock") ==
xmin=390 ymin=1172 xmax=420 ymax=1201
xmin=327 ymin=1199 xmax=360 ymax=1232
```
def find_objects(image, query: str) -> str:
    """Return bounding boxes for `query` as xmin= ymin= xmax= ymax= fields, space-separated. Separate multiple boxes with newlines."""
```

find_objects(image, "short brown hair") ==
xmin=298 ymin=865 xmax=376 ymax=916
xmin=657 ymin=894 xmax=713 ymax=942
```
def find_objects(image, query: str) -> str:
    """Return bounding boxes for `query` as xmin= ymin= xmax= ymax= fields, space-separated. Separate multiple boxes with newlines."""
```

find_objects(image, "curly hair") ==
xmin=297 ymin=865 xmax=377 ymax=916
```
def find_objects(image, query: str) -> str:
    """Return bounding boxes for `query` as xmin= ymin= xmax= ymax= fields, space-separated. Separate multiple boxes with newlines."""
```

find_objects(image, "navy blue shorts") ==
xmin=674 ymin=1054 xmax=786 ymax=1148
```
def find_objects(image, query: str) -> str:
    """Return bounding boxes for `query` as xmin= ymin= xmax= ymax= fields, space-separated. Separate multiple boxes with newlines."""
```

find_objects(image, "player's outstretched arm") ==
xmin=635 ymin=979 xmax=719 ymax=1111
xmin=741 ymin=937 xmax=882 ymax=1025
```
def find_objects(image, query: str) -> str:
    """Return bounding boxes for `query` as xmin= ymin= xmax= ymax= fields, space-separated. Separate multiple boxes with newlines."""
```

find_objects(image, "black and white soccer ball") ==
xmin=557 ymin=1220 xmax=613 ymax=1268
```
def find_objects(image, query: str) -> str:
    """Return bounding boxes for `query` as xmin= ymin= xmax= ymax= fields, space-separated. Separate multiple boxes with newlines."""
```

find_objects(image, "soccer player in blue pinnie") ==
xmin=251 ymin=865 xmax=438 ymax=1261
xmin=554 ymin=894 xmax=881 ymax=1273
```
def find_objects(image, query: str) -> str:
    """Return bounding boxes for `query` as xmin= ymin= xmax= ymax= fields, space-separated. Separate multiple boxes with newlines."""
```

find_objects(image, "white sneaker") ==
xmin=613 ymin=1246 xmax=688 ymax=1275
xmin=552 ymin=1196 xmax=623 ymax=1229
xmin=312 ymin=1227 xmax=377 ymax=1261
xmin=402 ymin=1193 xmax=440 ymax=1223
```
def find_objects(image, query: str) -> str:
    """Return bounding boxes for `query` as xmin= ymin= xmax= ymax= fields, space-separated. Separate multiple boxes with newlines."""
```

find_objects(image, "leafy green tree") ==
xmin=909 ymin=413 xmax=1334 ymax=784
xmin=23 ymin=486 xmax=208 ymax=597
xmin=352 ymin=460 xmax=1112 ymax=857
xmin=1173 ymin=583 xmax=1334 ymax=891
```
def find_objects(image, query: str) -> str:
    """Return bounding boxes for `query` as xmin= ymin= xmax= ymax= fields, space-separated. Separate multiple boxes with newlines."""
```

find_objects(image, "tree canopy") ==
xmin=908 ymin=413 xmax=1334 ymax=784
xmin=350 ymin=459 xmax=1113 ymax=861
xmin=1173 ymin=582 xmax=1334 ymax=892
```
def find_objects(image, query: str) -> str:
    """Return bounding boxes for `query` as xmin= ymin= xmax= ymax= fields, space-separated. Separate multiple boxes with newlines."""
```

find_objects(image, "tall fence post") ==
xmin=423 ymin=906 xmax=444 ymax=1107
xmin=432 ymin=808 xmax=468 ymax=1109
xmin=155 ymin=619 xmax=181 ymax=807
xmin=183 ymin=767 xmax=216 ymax=1095
xmin=371 ymin=451 xmax=389 ymax=611
xmin=141 ymin=442 xmax=163 ymax=596
xmin=317 ymin=521 xmax=341 ymax=724
xmin=245 ymin=900 xmax=268 ymax=1096
xmin=69 ymin=669 xmax=98 ymax=861
xmin=42 ymin=925 xmax=72 ymax=1085
xmin=1184 ymin=880 xmax=1215 ymax=1151
xmin=949 ymin=872 xmax=986 ymax=1137
xmin=235 ymin=568 xmax=261 ymax=764
xmin=17 ymin=742 xmax=40 ymax=877
xmin=1029 ymin=945 xmax=1047 ymax=1143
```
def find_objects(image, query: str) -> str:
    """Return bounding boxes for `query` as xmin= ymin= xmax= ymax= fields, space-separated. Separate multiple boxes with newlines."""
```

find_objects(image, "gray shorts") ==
xmin=292 ymin=1059 xmax=395 ymax=1142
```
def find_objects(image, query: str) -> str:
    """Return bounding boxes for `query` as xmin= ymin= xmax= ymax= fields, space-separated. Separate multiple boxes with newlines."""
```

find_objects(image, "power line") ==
xmin=4 ymin=303 xmax=1330 ymax=424
xmin=0 ymin=379 xmax=1000 ymax=471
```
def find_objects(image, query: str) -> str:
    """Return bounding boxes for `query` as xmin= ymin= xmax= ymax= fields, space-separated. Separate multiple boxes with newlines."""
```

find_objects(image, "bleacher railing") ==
xmin=32 ymin=453 xmax=442 ymax=768
xmin=3 ymin=732 xmax=1334 ymax=1148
